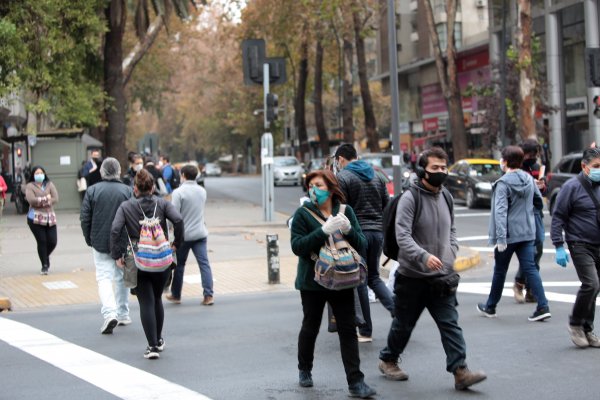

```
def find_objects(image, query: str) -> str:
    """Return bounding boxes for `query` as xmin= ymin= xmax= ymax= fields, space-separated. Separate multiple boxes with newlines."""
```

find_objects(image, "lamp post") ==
xmin=387 ymin=0 xmax=402 ymax=195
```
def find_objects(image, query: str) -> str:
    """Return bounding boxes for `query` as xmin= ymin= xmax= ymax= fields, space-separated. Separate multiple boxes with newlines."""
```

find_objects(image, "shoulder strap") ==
xmin=303 ymin=206 xmax=326 ymax=225
xmin=408 ymin=187 xmax=421 ymax=231
xmin=441 ymin=187 xmax=454 ymax=224
xmin=577 ymin=174 xmax=600 ymax=210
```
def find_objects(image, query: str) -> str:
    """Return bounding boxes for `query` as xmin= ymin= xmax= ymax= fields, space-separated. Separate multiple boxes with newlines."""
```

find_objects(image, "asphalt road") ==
xmin=2 ymin=176 xmax=598 ymax=399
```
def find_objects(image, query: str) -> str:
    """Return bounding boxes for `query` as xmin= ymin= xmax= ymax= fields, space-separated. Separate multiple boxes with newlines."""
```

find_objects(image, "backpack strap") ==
xmin=409 ymin=186 xmax=454 ymax=229
xmin=304 ymin=204 xmax=346 ymax=225
xmin=577 ymin=174 xmax=600 ymax=211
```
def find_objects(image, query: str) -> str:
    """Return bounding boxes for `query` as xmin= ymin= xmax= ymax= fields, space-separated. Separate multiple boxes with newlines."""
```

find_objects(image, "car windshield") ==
xmin=468 ymin=163 xmax=502 ymax=177
xmin=362 ymin=156 xmax=393 ymax=169
xmin=275 ymin=158 xmax=299 ymax=167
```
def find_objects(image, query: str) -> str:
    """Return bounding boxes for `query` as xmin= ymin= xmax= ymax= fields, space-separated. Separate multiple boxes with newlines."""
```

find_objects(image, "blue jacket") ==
xmin=551 ymin=172 xmax=600 ymax=246
xmin=488 ymin=169 xmax=543 ymax=246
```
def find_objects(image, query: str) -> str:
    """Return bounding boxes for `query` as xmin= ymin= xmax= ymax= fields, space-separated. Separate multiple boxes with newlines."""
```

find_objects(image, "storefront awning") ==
xmin=412 ymin=133 xmax=447 ymax=147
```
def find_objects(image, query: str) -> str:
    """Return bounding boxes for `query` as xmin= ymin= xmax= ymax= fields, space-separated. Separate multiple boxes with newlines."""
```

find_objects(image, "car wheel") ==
xmin=466 ymin=188 xmax=477 ymax=209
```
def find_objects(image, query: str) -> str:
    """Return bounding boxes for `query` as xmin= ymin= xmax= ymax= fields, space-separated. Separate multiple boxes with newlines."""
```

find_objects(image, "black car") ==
xmin=546 ymin=152 xmax=582 ymax=215
xmin=446 ymin=159 xmax=503 ymax=208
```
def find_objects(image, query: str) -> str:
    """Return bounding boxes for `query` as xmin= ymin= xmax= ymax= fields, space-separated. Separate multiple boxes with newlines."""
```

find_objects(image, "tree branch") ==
xmin=122 ymin=16 xmax=165 ymax=87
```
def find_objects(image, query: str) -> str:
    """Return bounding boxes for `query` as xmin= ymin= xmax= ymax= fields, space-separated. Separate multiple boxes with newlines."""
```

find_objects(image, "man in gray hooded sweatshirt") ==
xmin=477 ymin=145 xmax=550 ymax=322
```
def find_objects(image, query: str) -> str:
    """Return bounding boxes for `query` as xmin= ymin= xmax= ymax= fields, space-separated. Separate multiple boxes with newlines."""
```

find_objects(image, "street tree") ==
xmin=420 ymin=0 xmax=468 ymax=160
xmin=0 ymin=0 xmax=105 ymax=131
xmin=517 ymin=0 xmax=535 ymax=140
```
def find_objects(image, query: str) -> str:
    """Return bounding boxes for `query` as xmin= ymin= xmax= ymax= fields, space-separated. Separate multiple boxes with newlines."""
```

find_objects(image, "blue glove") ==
xmin=555 ymin=246 xmax=569 ymax=267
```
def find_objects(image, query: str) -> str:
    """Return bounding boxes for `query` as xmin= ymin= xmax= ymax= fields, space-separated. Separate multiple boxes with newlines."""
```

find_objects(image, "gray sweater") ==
xmin=172 ymin=180 xmax=209 ymax=241
xmin=395 ymin=183 xmax=458 ymax=279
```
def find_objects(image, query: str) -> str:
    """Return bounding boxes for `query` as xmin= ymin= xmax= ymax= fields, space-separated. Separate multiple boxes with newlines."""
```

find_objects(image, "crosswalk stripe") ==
xmin=0 ymin=318 xmax=213 ymax=400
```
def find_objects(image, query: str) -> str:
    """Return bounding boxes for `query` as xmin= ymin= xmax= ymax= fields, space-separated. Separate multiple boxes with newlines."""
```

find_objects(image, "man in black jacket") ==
xmin=80 ymin=158 xmax=133 ymax=334
xmin=334 ymin=144 xmax=393 ymax=342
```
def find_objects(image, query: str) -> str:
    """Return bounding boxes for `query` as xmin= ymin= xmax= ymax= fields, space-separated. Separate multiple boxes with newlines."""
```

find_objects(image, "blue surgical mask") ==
xmin=34 ymin=174 xmax=45 ymax=183
xmin=589 ymin=168 xmax=600 ymax=182
xmin=309 ymin=186 xmax=330 ymax=205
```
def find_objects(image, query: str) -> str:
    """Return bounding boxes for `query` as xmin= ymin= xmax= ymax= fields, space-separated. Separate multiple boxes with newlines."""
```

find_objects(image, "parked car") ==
xmin=204 ymin=162 xmax=222 ymax=177
xmin=546 ymin=152 xmax=582 ymax=214
xmin=360 ymin=153 xmax=411 ymax=191
xmin=273 ymin=156 xmax=304 ymax=186
xmin=446 ymin=159 xmax=502 ymax=208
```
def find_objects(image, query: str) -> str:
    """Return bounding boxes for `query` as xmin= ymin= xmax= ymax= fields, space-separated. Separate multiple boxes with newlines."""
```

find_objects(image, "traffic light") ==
xmin=594 ymin=96 xmax=600 ymax=118
xmin=266 ymin=93 xmax=278 ymax=122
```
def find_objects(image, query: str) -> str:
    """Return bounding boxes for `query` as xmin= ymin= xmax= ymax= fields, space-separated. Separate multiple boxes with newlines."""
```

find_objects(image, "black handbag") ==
xmin=428 ymin=272 xmax=460 ymax=297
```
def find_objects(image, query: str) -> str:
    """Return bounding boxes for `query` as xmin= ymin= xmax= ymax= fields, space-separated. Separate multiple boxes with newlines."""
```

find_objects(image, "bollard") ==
xmin=266 ymin=234 xmax=280 ymax=284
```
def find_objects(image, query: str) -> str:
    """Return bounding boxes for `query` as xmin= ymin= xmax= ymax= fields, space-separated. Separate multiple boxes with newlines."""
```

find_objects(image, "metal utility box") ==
xmin=30 ymin=129 xmax=102 ymax=210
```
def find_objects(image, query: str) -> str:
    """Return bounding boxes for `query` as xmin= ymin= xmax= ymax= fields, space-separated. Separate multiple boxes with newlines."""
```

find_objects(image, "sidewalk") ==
xmin=0 ymin=199 xmax=480 ymax=311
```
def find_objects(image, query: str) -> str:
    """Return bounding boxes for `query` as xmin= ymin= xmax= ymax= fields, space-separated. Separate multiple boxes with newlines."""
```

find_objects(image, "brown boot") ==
xmin=378 ymin=360 xmax=409 ymax=381
xmin=454 ymin=366 xmax=487 ymax=390
xmin=513 ymin=282 xmax=525 ymax=303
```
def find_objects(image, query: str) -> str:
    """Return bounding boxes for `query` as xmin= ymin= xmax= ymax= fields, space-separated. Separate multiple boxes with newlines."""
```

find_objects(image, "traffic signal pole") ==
xmin=262 ymin=62 xmax=274 ymax=222
xmin=585 ymin=0 xmax=600 ymax=143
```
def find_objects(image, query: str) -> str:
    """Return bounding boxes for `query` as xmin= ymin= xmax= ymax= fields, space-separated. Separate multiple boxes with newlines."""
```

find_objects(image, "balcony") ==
xmin=0 ymin=91 xmax=26 ymax=124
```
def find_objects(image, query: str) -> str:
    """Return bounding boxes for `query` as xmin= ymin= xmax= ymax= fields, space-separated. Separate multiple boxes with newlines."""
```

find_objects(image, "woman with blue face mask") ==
xmin=289 ymin=169 xmax=376 ymax=398
xmin=25 ymin=166 xmax=59 ymax=275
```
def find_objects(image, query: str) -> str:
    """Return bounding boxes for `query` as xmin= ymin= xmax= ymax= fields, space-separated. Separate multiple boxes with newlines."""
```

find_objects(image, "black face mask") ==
xmin=425 ymin=171 xmax=448 ymax=187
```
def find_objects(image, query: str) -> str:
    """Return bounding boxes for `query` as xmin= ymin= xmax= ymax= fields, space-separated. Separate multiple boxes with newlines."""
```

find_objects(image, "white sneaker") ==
xmin=357 ymin=333 xmax=373 ymax=343
xmin=585 ymin=331 xmax=600 ymax=348
xmin=101 ymin=317 xmax=118 ymax=334
xmin=117 ymin=317 xmax=132 ymax=326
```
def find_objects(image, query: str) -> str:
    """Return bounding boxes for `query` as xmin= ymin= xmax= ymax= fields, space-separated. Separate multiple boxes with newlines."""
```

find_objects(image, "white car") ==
xmin=204 ymin=162 xmax=222 ymax=177
xmin=273 ymin=156 xmax=303 ymax=186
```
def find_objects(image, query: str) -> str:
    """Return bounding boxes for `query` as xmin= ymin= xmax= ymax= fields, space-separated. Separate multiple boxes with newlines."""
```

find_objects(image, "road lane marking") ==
xmin=469 ymin=246 xmax=561 ymax=254
xmin=458 ymin=282 xmax=600 ymax=306
xmin=0 ymin=318 xmax=213 ymax=400
xmin=458 ymin=233 xmax=551 ymax=242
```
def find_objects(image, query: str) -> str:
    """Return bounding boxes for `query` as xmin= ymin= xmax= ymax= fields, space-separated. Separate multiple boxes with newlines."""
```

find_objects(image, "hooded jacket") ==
xmin=488 ymin=169 xmax=543 ymax=246
xmin=395 ymin=182 xmax=458 ymax=279
xmin=336 ymin=160 xmax=389 ymax=231
xmin=290 ymin=200 xmax=366 ymax=291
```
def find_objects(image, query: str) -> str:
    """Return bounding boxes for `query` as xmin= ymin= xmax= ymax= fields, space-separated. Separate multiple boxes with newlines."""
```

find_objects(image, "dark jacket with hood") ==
xmin=80 ymin=179 xmax=132 ymax=253
xmin=291 ymin=200 xmax=366 ymax=291
xmin=336 ymin=160 xmax=389 ymax=231
xmin=110 ymin=194 xmax=184 ymax=260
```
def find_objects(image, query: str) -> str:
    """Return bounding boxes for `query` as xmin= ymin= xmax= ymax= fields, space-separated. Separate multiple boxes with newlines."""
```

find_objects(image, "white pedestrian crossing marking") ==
xmin=0 ymin=318 xmax=213 ymax=400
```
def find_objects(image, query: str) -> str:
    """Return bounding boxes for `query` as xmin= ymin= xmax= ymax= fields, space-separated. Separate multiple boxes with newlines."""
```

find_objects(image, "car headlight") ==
xmin=475 ymin=182 xmax=492 ymax=191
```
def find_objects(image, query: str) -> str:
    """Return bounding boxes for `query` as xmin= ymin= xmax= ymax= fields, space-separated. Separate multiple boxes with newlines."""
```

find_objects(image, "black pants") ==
xmin=136 ymin=269 xmax=171 ymax=347
xmin=27 ymin=219 xmax=57 ymax=268
xmin=380 ymin=274 xmax=467 ymax=373
xmin=567 ymin=242 xmax=600 ymax=332
xmin=298 ymin=289 xmax=364 ymax=385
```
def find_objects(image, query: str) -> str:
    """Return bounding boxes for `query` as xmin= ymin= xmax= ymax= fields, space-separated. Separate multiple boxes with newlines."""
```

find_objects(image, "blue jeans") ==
xmin=567 ymin=242 xmax=600 ymax=332
xmin=171 ymin=238 xmax=214 ymax=299
xmin=486 ymin=240 xmax=548 ymax=311
xmin=515 ymin=209 xmax=545 ymax=287
xmin=356 ymin=230 xmax=395 ymax=337
xmin=380 ymin=274 xmax=467 ymax=373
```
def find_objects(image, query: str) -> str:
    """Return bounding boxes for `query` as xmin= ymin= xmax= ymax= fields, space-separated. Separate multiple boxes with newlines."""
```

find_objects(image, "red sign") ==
xmin=423 ymin=118 xmax=438 ymax=131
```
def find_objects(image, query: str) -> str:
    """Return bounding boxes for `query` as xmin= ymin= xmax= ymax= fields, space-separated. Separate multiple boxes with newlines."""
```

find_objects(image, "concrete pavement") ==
xmin=0 ymin=197 xmax=480 ymax=311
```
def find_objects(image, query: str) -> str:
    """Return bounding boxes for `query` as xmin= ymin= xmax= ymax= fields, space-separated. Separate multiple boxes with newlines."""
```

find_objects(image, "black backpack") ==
xmin=382 ymin=186 xmax=454 ymax=262
xmin=169 ymin=167 xmax=181 ymax=190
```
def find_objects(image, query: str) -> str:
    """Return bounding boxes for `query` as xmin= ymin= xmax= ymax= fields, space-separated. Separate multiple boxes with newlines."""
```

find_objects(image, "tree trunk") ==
xmin=295 ymin=35 xmax=310 ymax=158
xmin=421 ymin=0 xmax=467 ymax=161
xmin=353 ymin=7 xmax=379 ymax=152
xmin=314 ymin=39 xmax=329 ymax=157
xmin=342 ymin=36 xmax=354 ymax=144
xmin=518 ymin=0 xmax=535 ymax=140
xmin=104 ymin=0 xmax=128 ymax=168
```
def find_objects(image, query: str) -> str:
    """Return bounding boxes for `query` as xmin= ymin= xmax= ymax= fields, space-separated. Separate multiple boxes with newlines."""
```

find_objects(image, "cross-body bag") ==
xmin=576 ymin=174 xmax=600 ymax=226
xmin=304 ymin=205 xmax=367 ymax=290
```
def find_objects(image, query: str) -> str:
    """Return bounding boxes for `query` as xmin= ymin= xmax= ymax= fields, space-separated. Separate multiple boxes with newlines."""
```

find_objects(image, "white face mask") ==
xmin=134 ymin=164 xmax=143 ymax=172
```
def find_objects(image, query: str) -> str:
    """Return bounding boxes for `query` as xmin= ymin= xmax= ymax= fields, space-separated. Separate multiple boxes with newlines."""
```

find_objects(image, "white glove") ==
xmin=495 ymin=243 xmax=507 ymax=253
xmin=322 ymin=216 xmax=341 ymax=235
xmin=337 ymin=213 xmax=352 ymax=234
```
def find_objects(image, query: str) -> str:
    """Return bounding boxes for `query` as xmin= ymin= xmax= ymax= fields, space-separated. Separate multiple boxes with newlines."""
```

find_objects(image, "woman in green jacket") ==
xmin=290 ymin=169 xmax=375 ymax=399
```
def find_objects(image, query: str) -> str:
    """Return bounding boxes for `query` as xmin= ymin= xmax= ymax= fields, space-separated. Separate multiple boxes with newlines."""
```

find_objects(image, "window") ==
xmin=436 ymin=22 xmax=462 ymax=51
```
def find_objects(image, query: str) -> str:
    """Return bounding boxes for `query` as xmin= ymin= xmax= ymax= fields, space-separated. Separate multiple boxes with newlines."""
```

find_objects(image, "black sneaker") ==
xmin=40 ymin=266 xmax=49 ymax=275
xmin=144 ymin=346 xmax=160 ymax=359
xmin=157 ymin=338 xmax=165 ymax=352
xmin=528 ymin=307 xmax=551 ymax=322
xmin=299 ymin=370 xmax=313 ymax=387
xmin=100 ymin=317 xmax=118 ymax=334
xmin=477 ymin=303 xmax=496 ymax=318
xmin=348 ymin=381 xmax=376 ymax=398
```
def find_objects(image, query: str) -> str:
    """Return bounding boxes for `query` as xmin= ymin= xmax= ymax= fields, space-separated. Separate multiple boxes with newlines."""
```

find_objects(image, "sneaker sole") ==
xmin=117 ymin=320 xmax=132 ymax=326
xmin=528 ymin=312 xmax=551 ymax=322
xmin=476 ymin=305 xmax=496 ymax=318
xmin=101 ymin=318 xmax=118 ymax=334
xmin=144 ymin=352 xmax=160 ymax=359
